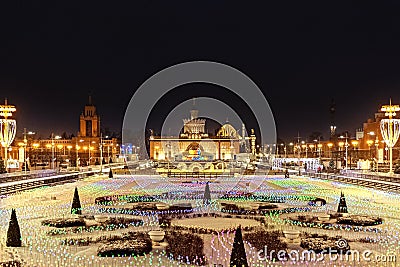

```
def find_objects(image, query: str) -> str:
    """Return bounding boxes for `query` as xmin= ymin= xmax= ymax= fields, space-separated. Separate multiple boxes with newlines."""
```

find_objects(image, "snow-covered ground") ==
xmin=0 ymin=174 xmax=399 ymax=266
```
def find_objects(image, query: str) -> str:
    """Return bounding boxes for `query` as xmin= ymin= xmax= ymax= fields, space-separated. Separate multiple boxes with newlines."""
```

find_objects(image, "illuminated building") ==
xmin=13 ymin=96 xmax=119 ymax=169
xmin=149 ymin=107 xmax=244 ymax=162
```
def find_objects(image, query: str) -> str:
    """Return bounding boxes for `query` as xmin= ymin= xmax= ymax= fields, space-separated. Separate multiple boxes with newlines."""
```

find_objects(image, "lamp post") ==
xmin=309 ymin=144 xmax=315 ymax=157
xmin=375 ymin=137 xmax=379 ymax=172
xmin=339 ymin=134 xmax=349 ymax=170
xmin=380 ymin=100 xmax=400 ymax=175
xmin=100 ymin=134 xmax=103 ymax=172
xmin=317 ymin=143 xmax=323 ymax=159
xmin=367 ymin=140 xmax=373 ymax=159
xmin=351 ymin=140 xmax=358 ymax=169
xmin=50 ymin=134 xmax=61 ymax=169
xmin=83 ymin=145 xmax=88 ymax=165
xmin=327 ymin=143 xmax=333 ymax=158
xmin=338 ymin=141 xmax=344 ymax=169
xmin=0 ymin=99 xmax=17 ymax=172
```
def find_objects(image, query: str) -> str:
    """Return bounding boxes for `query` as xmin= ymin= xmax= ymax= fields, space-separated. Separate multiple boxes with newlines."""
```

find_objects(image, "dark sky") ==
xmin=1 ymin=1 xmax=400 ymax=141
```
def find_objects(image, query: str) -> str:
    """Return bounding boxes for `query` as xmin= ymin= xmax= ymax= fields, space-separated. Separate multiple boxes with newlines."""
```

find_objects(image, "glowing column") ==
xmin=380 ymin=100 xmax=400 ymax=175
xmin=0 ymin=99 xmax=17 ymax=171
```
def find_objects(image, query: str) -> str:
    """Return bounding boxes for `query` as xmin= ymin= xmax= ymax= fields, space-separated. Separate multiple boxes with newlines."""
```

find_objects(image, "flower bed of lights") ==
xmin=300 ymin=233 xmax=350 ymax=254
xmin=280 ymin=212 xmax=383 ymax=232
xmin=94 ymin=194 xmax=157 ymax=205
xmin=220 ymin=191 xmax=285 ymax=203
xmin=243 ymin=230 xmax=288 ymax=261
xmin=42 ymin=216 xmax=143 ymax=236
xmin=41 ymin=217 xmax=86 ymax=228
xmin=158 ymin=211 xmax=266 ymax=235
xmin=97 ymin=232 xmax=152 ymax=257
xmin=336 ymin=215 xmax=383 ymax=226
xmin=165 ymin=231 xmax=206 ymax=266
xmin=220 ymin=201 xmax=279 ymax=215
xmin=0 ymin=261 xmax=21 ymax=267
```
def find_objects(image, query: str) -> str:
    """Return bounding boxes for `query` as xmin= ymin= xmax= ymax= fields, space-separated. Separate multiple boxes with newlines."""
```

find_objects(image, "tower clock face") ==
xmin=330 ymin=106 xmax=335 ymax=113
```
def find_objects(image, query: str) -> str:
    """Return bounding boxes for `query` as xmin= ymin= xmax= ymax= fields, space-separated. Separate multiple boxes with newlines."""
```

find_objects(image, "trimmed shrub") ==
xmin=71 ymin=187 xmax=82 ymax=215
xmin=166 ymin=231 xmax=206 ymax=265
xmin=6 ymin=209 xmax=21 ymax=247
xmin=244 ymin=230 xmax=287 ymax=261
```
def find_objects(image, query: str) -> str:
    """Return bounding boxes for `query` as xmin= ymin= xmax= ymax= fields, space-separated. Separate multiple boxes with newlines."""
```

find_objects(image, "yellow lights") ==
xmin=67 ymin=145 xmax=73 ymax=150
xmin=338 ymin=142 xmax=344 ymax=147
xmin=45 ymin=144 xmax=52 ymax=149
xmin=76 ymin=145 xmax=81 ymax=150
xmin=301 ymin=144 xmax=306 ymax=149
xmin=351 ymin=140 xmax=359 ymax=147
xmin=89 ymin=146 xmax=94 ymax=151
xmin=317 ymin=144 xmax=323 ymax=149
xmin=309 ymin=144 xmax=315 ymax=149
xmin=17 ymin=142 xmax=25 ymax=147
xmin=32 ymin=143 xmax=39 ymax=149
xmin=381 ymin=99 xmax=400 ymax=118
xmin=0 ymin=99 xmax=16 ymax=118
xmin=83 ymin=146 xmax=88 ymax=151
xmin=57 ymin=144 xmax=63 ymax=150
xmin=327 ymin=143 xmax=333 ymax=148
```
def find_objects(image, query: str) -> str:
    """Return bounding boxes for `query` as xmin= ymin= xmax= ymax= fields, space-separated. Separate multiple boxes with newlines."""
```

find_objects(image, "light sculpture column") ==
xmin=0 ymin=99 xmax=17 ymax=171
xmin=380 ymin=100 xmax=400 ymax=175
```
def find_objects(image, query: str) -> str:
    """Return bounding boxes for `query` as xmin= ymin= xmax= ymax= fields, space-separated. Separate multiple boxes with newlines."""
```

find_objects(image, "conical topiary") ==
xmin=6 ymin=209 xmax=21 ymax=247
xmin=337 ymin=191 xmax=348 ymax=213
xmin=230 ymin=226 xmax=248 ymax=267
xmin=109 ymin=168 xmax=113 ymax=178
xmin=71 ymin=187 xmax=82 ymax=215
xmin=203 ymin=182 xmax=211 ymax=205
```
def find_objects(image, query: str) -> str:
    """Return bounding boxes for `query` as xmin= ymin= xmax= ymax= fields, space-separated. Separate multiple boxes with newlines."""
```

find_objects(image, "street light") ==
xmin=367 ymin=140 xmax=373 ymax=159
xmin=380 ymin=100 xmax=400 ymax=175
xmin=351 ymin=140 xmax=358 ymax=169
xmin=327 ymin=143 xmax=333 ymax=157
xmin=317 ymin=143 xmax=323 ymax=159
xmin=51 ymin=134 xmax=61 ymax=169
xmin=0 ymin=99 xmax=17 ymax=172
xmin=339 ymin=134 xmax=349 ymax=170
xmin=375 ymin=137 xmax=379 ymax=172
xmin=309 ymin=144 xmax=315 ymax=157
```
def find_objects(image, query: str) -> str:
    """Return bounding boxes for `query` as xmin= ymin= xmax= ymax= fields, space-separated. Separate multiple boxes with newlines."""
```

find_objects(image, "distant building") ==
xmin=149 ymin=107 xmax=245 ymax=161
xmin=14 ymin=96 xmax=119 ymax=168
xmin=78 ymin=95 xmax=100 ymax=138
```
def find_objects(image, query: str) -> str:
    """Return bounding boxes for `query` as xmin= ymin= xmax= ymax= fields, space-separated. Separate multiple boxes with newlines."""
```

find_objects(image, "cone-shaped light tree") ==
xmin=109 ymin=168 xmax=113 ymax=178
xmin=230 ymin=226 xmax=248 ymax=267
xmin=203 ymin=182 xmax=211 ymax=205
xmin=71 ymin=187 xmax=82 ymax=215
xmin=6 ymin=209 xmax=21 ymax=247
xmin=337 ymin=191 xmax=348 ymax=213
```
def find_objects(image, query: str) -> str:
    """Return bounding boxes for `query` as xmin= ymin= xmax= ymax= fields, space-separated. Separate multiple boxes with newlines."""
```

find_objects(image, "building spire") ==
xmin=88 ymin=94 xmax=92 ymax=105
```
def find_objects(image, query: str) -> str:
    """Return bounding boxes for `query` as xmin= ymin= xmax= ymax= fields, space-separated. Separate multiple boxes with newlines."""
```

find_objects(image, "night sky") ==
xmin=2 ymin=1 xmax=400 ymax=142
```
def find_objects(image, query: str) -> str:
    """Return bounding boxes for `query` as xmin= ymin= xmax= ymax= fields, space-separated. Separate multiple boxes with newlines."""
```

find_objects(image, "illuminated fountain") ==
xmin=380 ymin=100 xmax=400 ymax=175
xmin=0 ymin=99 xmax=17 ymax=171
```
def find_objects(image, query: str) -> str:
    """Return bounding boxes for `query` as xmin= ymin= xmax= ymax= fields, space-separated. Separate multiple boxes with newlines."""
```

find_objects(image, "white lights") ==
xmin=380 ymin=100 xmax=400 ymax=175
